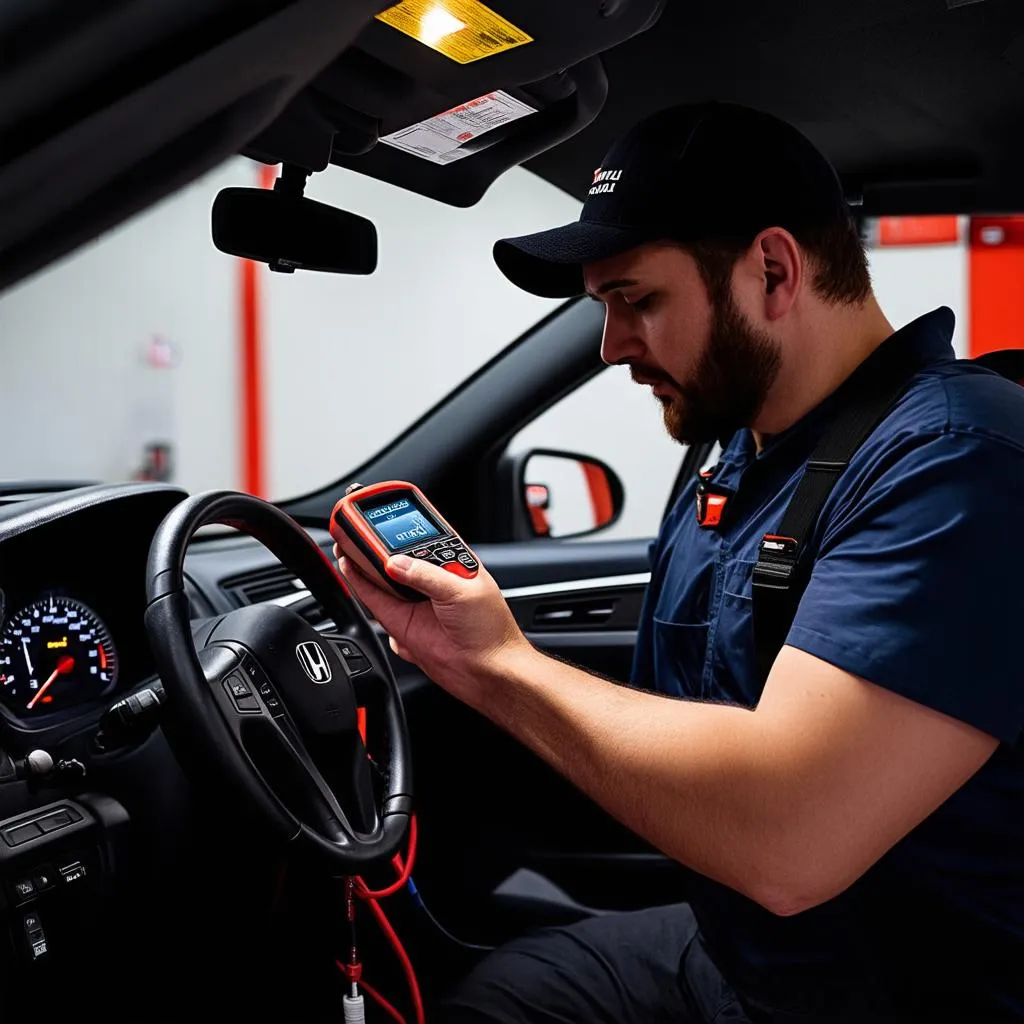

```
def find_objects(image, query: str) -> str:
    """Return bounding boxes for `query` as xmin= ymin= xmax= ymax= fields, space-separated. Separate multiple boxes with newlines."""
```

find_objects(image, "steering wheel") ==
xmin=143 ymin=491 xmax=412 ymax=872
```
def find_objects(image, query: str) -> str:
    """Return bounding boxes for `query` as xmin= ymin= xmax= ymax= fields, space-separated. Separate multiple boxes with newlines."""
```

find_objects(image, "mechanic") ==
xmin=337 ymin=102 xmax=1024 ymax=1023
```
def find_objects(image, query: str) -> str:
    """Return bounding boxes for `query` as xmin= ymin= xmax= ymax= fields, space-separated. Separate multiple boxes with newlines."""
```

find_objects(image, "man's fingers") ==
xmin=385 ymin=554 xmax=468 ymax=603
xmin=338 ymin=556 xmax=407 ymax=627
xmin=388 ymin=635 xmax=413 ymax=662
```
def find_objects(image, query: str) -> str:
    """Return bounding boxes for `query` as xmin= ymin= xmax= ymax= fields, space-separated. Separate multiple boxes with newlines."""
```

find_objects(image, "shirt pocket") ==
xmin=652 ymin=616 xmax=710 ymax=698
xmin=709 ymin=558 xmax=762 ymax=706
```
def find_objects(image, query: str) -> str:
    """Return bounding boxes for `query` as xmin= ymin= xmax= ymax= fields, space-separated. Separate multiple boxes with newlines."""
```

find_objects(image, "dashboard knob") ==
xmin=14 ymin=749 xmax=54 ymax=780
xmin=25 ymin=750 xmax=54 ymax=776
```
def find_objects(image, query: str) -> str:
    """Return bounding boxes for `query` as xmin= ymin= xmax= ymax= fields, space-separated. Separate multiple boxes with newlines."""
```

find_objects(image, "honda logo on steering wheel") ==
xmin=296 ymin=641 xmax=332 ymax=684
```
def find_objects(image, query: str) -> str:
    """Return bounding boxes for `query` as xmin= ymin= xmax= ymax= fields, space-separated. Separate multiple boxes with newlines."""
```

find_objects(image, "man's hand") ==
xmin=335 ymin=546 xmax=533 ymax=712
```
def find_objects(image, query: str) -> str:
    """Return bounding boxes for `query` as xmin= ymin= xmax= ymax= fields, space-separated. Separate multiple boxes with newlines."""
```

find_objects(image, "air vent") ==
xmin=295 ymin=598 xmax=333 ymax=631
xmin=221 ymin=565 xmax=303 ymax=606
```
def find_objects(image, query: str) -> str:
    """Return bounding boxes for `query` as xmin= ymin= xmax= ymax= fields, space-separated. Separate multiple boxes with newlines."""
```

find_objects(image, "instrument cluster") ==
xmin=0 ymin=594 xmax=119 ymax=722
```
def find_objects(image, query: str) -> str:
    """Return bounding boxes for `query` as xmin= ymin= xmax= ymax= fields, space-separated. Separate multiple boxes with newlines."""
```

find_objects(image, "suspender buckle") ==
xmin=752 ymin=535 xmax=800 ymax=591
xmin=696 ymin=469 xmax=731 ymax=529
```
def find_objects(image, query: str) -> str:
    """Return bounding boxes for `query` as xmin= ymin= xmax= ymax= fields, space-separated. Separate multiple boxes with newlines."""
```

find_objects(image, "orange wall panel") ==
xmin=969 ymin=216 xmax=1024 ymax=358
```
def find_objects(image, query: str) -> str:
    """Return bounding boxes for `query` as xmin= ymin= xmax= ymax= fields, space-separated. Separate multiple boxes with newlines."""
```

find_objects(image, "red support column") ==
xmin=238 ymin=163 xmax=278 ymax=496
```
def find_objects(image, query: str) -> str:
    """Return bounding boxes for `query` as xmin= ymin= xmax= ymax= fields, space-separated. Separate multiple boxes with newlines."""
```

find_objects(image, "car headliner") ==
xmin=527 ymin=0 xmax=1024 ymax=213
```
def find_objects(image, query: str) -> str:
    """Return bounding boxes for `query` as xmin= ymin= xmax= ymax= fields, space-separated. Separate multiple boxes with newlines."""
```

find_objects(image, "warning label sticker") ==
xmin=380 ymin=90 xmax=537 ymax=165
xmin=376 ymin=0 xmax=533 ymax=65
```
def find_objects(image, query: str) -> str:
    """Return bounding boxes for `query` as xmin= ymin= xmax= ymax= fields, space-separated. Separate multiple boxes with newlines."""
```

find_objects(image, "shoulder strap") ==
xmin=751 ymin=354 xmax=919 ymax=683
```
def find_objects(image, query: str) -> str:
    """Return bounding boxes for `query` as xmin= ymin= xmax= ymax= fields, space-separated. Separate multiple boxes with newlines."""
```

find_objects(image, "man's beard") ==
xmin=636 ymin=291 xmax=782 ymax=445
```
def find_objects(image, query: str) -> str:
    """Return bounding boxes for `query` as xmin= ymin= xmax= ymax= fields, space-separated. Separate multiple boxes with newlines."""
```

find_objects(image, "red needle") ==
xmin=27 ymin=655 xmax=74 ymax=710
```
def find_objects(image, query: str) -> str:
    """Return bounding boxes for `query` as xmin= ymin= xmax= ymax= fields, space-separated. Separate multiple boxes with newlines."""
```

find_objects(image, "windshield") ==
xmin=0 ymin=158 xmax=580 ymax=499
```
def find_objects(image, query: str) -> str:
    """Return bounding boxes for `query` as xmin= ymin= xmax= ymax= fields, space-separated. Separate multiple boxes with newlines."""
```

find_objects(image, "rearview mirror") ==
xmin=211 ymin=186 xmax=377 ymax=275
xmin=519 ymin=450 xmax=624 ymax=540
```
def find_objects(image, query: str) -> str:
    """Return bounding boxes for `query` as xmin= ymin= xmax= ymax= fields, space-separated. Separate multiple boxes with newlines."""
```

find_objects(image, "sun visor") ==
xmin=245 ymin=0 xmax=666 ymax=206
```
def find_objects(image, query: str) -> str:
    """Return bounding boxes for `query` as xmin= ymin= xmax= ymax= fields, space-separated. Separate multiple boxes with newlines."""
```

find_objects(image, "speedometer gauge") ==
xmin=0 ymin=597 xmax=118 ymax=718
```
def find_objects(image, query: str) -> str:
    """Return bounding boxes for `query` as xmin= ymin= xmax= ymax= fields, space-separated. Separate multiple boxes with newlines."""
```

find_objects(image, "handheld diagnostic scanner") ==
xmin=331 ymin=481 xmax=479 ymax=601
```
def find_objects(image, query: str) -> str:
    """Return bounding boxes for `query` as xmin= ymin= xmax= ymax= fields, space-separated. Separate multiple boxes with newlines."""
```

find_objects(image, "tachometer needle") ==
xmin=27 ymin=655 xmax=74 ymax=710
xmin=21 ymin=638 xmax=33 ymax=675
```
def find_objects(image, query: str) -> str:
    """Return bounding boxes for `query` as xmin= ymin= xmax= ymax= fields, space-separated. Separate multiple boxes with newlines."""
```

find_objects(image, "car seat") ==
xmin=972 ymin=349 xmax=1024 ymax=385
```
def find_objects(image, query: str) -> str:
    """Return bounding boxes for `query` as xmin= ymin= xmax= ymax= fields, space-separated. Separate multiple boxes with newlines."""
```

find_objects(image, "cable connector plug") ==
xmin=343 ymin=992 xmax=366 ymax=1024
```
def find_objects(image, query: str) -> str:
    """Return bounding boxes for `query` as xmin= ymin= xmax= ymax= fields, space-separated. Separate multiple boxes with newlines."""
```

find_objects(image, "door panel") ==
xmin=489 ymin=536 xmax=651 ymax=681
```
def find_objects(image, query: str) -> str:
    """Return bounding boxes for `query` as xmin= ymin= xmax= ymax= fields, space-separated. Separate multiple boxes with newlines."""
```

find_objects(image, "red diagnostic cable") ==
xmin=360 ymin=977 xmax=407 ymax=1024
xmin=363 ymin=894 xmax=426 ymax=1024
xmin=355 ymin=814 xmax=418 ymax=900
xmin=351 ymin=815 xmax=424 ymax=1023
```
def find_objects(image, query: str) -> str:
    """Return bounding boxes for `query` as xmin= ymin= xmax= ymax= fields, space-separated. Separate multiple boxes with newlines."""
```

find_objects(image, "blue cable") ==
xmin=406 ymin=876 xmax=494 ymax=953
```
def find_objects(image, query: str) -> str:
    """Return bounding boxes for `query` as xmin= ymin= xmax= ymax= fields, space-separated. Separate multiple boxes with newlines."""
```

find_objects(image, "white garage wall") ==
xmin=867 ymin=227 xmax=969 ymax=357
xmin=0 ymin=160 xmax=243 ymax=491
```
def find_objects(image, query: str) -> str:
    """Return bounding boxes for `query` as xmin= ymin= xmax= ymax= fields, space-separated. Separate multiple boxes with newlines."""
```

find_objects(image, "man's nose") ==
xmin=600 ymin=309 xmax=642 ymax=366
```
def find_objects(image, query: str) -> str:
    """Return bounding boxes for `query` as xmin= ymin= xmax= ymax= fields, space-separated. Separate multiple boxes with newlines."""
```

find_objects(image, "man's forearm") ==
xmin=479 ymin=644 xmax=803 ymax=911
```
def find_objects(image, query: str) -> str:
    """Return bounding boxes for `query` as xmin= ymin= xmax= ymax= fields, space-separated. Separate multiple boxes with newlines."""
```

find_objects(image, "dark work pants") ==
xmin=437 ymin=903 xmax=751 ymax=1024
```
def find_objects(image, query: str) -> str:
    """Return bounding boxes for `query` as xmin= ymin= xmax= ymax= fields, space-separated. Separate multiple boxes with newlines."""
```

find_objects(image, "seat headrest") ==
xmin=972 ymin=349 xmax=1024 ymax=386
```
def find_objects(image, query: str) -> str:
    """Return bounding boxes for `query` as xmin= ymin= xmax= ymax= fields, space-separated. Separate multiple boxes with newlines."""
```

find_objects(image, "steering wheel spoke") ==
xmin=205 ymin=642 xmax=380 ymax=843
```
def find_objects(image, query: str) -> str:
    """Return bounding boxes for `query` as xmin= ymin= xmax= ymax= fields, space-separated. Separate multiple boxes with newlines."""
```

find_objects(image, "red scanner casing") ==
xmin=330 ymin=480 xmax=479 ymax=602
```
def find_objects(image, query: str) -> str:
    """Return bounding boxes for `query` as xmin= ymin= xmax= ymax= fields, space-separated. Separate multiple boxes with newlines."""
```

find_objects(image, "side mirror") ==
xmin=516 ymin=449 xmax=624 ymax=540
xmin=211 ymin=182 xmax=377 ymax=275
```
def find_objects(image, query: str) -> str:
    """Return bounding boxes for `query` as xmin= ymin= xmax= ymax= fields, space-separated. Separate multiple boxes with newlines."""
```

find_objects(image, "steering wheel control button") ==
xmin=12 ymin=879 xmax=36 ymax=902
xmin=336 ymin=641 xmax=370 ymax=676
xmin=228 ymin=678 xmax=251 ymax=699
xmin=257 ymin=681 xmax=284 ymax=717
xmin=224 ymin=674 xmax=260 ymax=713
xmin=58 ymin=861 xmax=86 ymax=885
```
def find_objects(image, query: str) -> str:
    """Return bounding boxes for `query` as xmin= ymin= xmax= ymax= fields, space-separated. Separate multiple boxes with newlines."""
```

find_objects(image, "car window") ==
xmin=506 ymin=365 xmax=687 ymax=541
xmin=0 ymin=157 xmax=580 ymax=499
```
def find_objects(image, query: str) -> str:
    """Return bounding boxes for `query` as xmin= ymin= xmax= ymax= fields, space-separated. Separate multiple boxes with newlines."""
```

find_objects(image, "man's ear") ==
xmin=751 ymin=228 xmax=803 ymax=321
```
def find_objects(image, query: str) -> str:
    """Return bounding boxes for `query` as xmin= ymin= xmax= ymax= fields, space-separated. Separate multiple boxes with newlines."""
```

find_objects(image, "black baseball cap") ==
xmin=493 ymin=101 xmax=851 ymax=298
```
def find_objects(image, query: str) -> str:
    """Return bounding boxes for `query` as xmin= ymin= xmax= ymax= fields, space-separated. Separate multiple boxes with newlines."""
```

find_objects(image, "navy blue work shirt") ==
xmin=631 ymin=309 xmax=1024 ymax=1021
